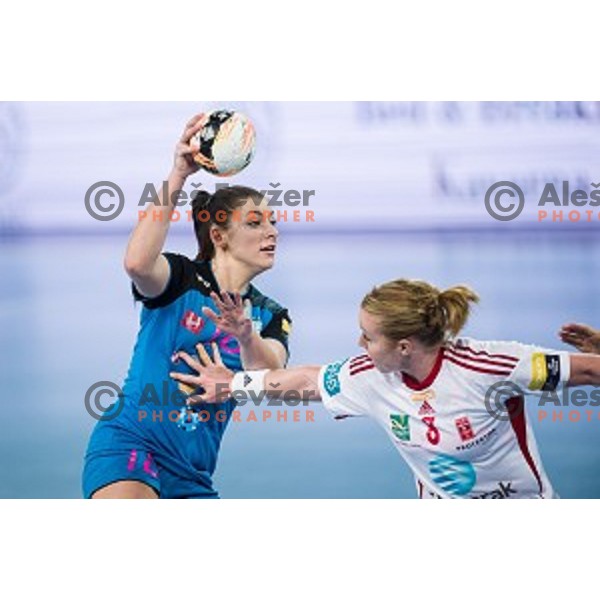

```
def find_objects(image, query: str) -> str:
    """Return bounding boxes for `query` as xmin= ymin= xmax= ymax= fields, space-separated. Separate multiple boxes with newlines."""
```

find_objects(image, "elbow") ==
xmin=123 ymin=254 xmax=148 ymax=279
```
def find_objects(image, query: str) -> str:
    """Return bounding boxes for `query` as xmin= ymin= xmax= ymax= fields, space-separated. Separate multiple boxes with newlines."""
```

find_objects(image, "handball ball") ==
xmin=191 ymin=110 xmax=256 ymax=177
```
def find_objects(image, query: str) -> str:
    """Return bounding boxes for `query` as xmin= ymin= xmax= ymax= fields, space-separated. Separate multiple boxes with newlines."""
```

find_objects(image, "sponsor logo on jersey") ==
xmin=418 ymin=400 xmax=435 ymax=416
xmin=429 ymin=453 xmax=476 ymax=496
xmin=455 ymin=416 xmax=475 ymax=442
xmin=281 ymin=319 xmax=292 ymax=335
xmin=470 ymin=481 xmax=517 ymax=499
xmin=196 ymin=273 xmax=211 ymax=290
xmin=411 ymin=390 xmax=436 ymax=403
xmin=322 ymin=360 xmax=346 ymax=396
xmin=455 ymin=426 xmax=497 ymax=451
xmin=542 ymin=354 xmax=560 ymax=391
xmin=390 ymin=412 xmax=410 ymax=442
xmin=181 ymin=310 xmax=204 ymax=334
xmin=422 ymin=478 xmax=516 ymax=499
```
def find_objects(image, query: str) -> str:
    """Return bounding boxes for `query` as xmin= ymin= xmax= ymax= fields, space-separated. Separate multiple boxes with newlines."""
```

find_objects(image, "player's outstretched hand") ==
xmin=170 ymin=342 xmax=234 ymax=405
xmin=172 ymin=113 xmax=208 ymax=180
xmin=559 ymin=322 xmax=600 ymax=354
xmin=203 ymin=291 xmax=254 ymax=344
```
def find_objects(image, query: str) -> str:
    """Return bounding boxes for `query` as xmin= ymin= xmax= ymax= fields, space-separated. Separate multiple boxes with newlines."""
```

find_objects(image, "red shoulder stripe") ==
xmin=449 ymin=342 xmax=519 ymax=364
xmin=349 ymin=364 xmax=375 ymax=377
xmin=444 ymin=353 xmax=513 ymax=377
xmin=350 ymin=354 xmax=372 ymax=367
xmin=445 ymin=346 xmax=519 ymax=370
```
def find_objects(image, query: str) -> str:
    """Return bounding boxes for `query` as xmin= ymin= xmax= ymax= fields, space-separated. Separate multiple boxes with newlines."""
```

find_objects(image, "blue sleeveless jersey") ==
xmin=85 ymin=253 xmax=291 ymax=496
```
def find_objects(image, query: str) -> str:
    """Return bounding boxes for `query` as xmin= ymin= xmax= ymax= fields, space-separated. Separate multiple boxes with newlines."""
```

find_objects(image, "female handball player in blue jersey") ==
xmin=83 ymin=114 xmax=291 ymax=499
xmin=172 ymin=279 xmax=600 ymax=498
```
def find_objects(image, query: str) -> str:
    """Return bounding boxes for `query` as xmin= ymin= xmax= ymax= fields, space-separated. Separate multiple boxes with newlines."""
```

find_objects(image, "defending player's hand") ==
xmin=203 ymin=291 xmax=254 ymax=344
xmin=559 ymin=322 xmax=600 ymax=354
xmin=172 ymin=113 xmax=208 ymax=179
xmin=170 ymin=342 xmax=234 ymax=405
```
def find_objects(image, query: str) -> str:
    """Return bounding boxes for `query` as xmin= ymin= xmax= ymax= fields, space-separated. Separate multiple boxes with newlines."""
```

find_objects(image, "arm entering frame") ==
xmin=169 ymin=343 xmax=322 ymax=405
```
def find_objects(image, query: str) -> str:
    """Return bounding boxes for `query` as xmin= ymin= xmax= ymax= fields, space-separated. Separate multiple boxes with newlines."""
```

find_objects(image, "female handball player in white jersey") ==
xmin=171 ymin=279 xmax=600 ymax=499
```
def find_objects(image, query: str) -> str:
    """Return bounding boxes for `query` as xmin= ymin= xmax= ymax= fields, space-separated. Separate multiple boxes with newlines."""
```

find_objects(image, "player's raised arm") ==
xmin=124 ymin=114 xmax=207 ymax=298
xmin=170 ymin=343 xmax=322 ymax=405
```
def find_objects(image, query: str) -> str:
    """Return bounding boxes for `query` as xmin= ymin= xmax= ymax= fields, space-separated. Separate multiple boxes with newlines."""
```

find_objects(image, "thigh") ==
xmin=92 ymin=480 xmax=158 ymax=499
xmin=83 ymin=448 xmax=161 ymax=499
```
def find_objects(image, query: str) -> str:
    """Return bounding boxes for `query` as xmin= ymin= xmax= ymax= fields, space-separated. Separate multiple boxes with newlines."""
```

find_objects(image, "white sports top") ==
xmin=318 ymin=337 xmax=570 ymax=498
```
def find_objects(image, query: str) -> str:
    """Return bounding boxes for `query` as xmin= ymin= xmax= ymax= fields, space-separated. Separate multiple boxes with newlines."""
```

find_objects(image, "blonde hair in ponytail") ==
xmin=361 ymin=279 xmax=479 ymax=347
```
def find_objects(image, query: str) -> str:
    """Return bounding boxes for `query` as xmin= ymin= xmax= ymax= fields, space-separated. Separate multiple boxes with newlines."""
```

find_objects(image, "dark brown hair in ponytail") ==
xmin=191 ymin=185 xmax=264 ymax=261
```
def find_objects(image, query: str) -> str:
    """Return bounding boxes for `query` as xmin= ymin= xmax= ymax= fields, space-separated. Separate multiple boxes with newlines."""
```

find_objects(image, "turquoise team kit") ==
xmin=83 ymin=253 xmax=291 ymax=499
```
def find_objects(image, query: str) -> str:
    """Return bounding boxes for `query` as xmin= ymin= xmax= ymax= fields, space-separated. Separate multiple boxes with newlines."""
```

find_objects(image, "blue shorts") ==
xmin=82 ymin=450 xmax=218 ymax=498
xmin=82 ymin=418 xmax=220 ymax=499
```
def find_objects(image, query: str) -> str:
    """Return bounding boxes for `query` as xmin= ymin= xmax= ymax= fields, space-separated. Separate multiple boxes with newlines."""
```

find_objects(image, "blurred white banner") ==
xmin=1 ymin=101 xmax=598 ymax=234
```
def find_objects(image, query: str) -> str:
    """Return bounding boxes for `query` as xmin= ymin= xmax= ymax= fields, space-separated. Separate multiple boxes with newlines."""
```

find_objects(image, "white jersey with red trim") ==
xmin=318 ymin=337 xmax=570 ymax=499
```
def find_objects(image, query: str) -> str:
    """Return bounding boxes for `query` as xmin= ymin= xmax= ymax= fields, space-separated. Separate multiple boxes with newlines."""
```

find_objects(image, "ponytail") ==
xmin=361 ymin=279 xmax=479 ymax=346
xmin=438 ymin=286 xmax=480 ymax=338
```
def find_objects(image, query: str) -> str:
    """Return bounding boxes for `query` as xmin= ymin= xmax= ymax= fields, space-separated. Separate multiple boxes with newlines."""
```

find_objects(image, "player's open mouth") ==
xmin=260 ymin=245 xmax=276 ymax=255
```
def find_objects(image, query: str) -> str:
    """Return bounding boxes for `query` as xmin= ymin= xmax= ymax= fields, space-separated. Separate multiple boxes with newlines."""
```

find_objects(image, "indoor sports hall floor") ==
xmin=1 ymin=229 xmax=599 ymax=498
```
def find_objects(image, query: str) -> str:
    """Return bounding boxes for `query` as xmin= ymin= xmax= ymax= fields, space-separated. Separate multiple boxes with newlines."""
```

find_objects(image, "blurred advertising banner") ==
xmin=1 ymin=101 xmax=598 ymax=234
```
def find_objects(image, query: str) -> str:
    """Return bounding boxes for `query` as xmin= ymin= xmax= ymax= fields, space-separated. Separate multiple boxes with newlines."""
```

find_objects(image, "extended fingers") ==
xmin=180 ymin=113 xmax=207 ymax=143
xmin=176 ymin=141 xmax=197 ymax=157
xmin=210 ymin=291 xmax=238 ymax=312
xmin=210 ymin=291 xmax=227 ymax=312
xmin=196 ymin=343 xmax=213 ymax=366
xmin=202 ymin=306 xmax=220 ymax=324
xmin=561 ymin=322 xmax=594 ymax=334
xmin=221 ymin=292 xmax=236 ymax=310
xmin=175 ymin=350 xmax=203 ymax=373
xmin=211 ymin=342 xmax=224 ymax=366
xmin=170 ymin=371 xmax=202 ymax=386
xmin=233 ymin=292 xmax=243 ymax=309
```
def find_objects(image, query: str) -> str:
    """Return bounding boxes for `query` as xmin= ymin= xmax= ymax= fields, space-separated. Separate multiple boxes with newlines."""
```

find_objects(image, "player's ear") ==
xmin=396 ymin=339 xmax=413 ymax=357
xmin=210 ymin=225 xmax=228 ymax=251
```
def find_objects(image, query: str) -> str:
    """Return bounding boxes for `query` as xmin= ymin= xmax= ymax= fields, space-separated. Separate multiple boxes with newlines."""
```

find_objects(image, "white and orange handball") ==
xmin=191 ymin=110 xmax=256 ymax=177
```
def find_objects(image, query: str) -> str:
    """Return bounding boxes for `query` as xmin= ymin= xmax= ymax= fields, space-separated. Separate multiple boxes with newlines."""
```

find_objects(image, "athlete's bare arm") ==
xmin=568 ymin=353 xmax=600 ymax=386
xmin=170 ymin=343 xmax=322 ymax=404
xmin=124 ymin=114 xmax=206 ymax=298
